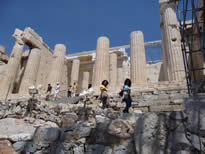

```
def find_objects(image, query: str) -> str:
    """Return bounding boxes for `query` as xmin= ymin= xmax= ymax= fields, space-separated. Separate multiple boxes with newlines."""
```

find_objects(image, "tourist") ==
xmin=54 ymin=82 xmax=60 ymax=100
xmin=122 ymin=78 xmax=132 ymax=113
xmin=67 ymin=85 xmax=72 ymax=97
xmin=72 ymin=82 xmax=78 ymax=97
xmin=100 ymin=80 xmax=109 ymax=109
xmin=45 ymin=84 xmax=52 ymax=100
xmin=88 ymin=83 xmax=92 ymax=89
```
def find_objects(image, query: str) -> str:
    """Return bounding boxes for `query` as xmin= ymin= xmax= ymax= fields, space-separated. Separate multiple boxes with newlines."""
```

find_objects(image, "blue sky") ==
xmin=0 ymin=0 xmax=161 ymax=55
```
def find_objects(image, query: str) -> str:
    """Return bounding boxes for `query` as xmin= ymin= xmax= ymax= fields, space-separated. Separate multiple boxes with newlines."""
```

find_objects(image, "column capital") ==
xmin=122 ymin=60 xmax=129 ymax=66
xmin=72 ymin=58 xmax=80 ymax=62
xmin=91 ymin=53 xmax=96 ymax=61
xmin=159 ymin=0 xmax=176 ymax=14
xmin=13 ymin=29 xmax=24 ymax=45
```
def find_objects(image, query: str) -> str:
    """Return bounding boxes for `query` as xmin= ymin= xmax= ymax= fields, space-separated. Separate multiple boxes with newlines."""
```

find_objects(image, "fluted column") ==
xmin=93 ymin=36 xmax=110 ymax=89
xmin=47 ymin=44 xmax=66 ymax=87
xmin=122 ymin=61 xmax=130 ymax=81
xmin=70 ymin=58 xmax=80 ymax=85
xmin=130 ymin=31 xmax=147 ymax=86
xmin=161 ymin=2 xmax=185 ymax=81
xmin=117 ymin=67 xmax=124 ymax=87
xmin=82 ymin=72 xmax=90 ymax=90
xmin=0 ymin=39 xmax=24 ymax=95
xmin=109 ymin=52 xmax=117 ymax=89
xmin=160 ymin=24 xmax=169 ymax=81
xmin=19 ymin=48 xmax=41 ymax=93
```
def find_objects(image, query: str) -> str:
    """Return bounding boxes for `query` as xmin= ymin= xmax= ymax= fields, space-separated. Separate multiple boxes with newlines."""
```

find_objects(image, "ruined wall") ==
xmin=2 ymin=86 xmax=204 ymax=154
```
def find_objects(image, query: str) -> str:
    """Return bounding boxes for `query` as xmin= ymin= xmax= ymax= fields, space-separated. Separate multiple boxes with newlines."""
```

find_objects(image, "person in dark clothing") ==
xmin=122 ymin=79 xmax=132 ymax=113
xmin=88 ymin=84 xmax=92 ymax=89
xmin=46 ymin=84 xmax=52 ymax=100
xmin=47 ymin=84 xmax=52 ymax=93
xmin=67 ymin=85 xmax=72 ymax=97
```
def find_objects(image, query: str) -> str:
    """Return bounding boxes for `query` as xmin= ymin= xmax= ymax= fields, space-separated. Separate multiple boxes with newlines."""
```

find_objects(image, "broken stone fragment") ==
xmin=0 ymin=140 xmax=16 ymax=154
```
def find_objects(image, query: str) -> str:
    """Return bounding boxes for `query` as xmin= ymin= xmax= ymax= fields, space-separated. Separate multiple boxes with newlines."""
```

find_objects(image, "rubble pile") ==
xmin=0 ymin=90 xmax=204 ymax=154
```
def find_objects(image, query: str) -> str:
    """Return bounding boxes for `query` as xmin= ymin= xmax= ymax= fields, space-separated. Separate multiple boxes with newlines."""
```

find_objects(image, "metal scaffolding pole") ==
xmin=177 ymin=0 xmax=205 ymax=95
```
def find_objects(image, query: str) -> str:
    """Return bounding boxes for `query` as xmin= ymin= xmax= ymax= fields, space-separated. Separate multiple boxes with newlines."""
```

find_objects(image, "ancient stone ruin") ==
xmin=0 ymin=0 xmax=204 ymax=153
xmin=0 ymin=27 xmax=166 ymax=98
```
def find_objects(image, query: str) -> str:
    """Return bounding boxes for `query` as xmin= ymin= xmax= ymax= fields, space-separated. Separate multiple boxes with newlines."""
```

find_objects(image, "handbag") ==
xmin=119 ymin=90 xmax=123 ymax=97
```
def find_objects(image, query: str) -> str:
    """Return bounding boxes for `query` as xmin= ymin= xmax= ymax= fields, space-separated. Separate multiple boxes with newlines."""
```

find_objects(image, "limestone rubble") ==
xmin=0 ymin=87 xmax=204 ymax=153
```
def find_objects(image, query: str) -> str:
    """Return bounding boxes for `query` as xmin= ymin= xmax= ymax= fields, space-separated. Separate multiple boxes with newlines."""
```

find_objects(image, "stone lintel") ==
xmin=110 ymin=48 xmax=127 ymax=56
xmin=13 ymin=28 xmax=53 ymax=54
xmin=22 ymin=32 xmax=53 ymax=53
xmin=66 ymin=55 xmax=93 ymax=61
xmin=66 ymin=40 xmax=162 ymax=59
xmin=24 ymin=27 xmax=43 ymax=43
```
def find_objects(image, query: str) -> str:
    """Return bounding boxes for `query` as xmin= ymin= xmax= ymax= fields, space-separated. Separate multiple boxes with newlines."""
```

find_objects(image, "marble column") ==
xmin=160 ymin=24 xmax=169 ymax=81
xmin=93 ymin=36 xmax=110 ymax=88
xmin=0 ymin=39 xmax=24 ymax=94
xmin=160 ymin=2 xmax=185 ymax=81
xmin=117 ymin=67 xmax=124 ymax=87
xmin=71 ymin=58 xmax=80 ymax=85
xmin=47 ymin=44 xmax=66 ymax=87
xmin=130 ymin=31 xmax=147 ymax=86
xmin=19 ymin=48 xmax=41 ymax=93
xmin=122 ymin=60 xmax=130 ymax=81
xmin=109 ymin=52 xmax=117 ymax=89
xmin=82 ymin=72 xmax=90 ymax=90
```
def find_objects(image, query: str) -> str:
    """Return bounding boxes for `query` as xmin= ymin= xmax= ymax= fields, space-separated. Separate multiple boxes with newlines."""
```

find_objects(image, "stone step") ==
xmin=110 ymin=93 xmax=188 ymax=102
xmin=109 ymin=99 xmax=185 ymax=112
xmin=135 ymin=98 xmax=185 ymax=107
xmin=149 ymin=104 xmax=184 ymax=112
xmin=50 ymin=96 xmax=83 ymax=104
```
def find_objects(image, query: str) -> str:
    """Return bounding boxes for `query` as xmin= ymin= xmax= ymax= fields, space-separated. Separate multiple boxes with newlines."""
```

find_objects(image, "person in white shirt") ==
xmin=54 ymin=82 xmax=60 ymax=100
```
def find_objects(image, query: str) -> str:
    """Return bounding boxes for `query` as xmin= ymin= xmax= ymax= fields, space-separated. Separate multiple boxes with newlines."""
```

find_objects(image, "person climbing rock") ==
xmin=54 ymin=82 xmax=60 ymax=100
xmin=67 ymin=85 xmax=72 ymax=97
xmin=72 ymin=82 xmax=78 ymax=97
xmin=100 ymin=80 xmax=109 ymax=109
xmin=122 ymin=78 xmax=132 ymax=113
xmin=45 ymin=83 xmax=52 ymax=101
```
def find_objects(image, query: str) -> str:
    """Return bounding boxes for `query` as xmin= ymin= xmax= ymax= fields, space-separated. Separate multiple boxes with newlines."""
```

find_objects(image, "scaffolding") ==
xmin=177 ymin=0 xmax=205 ymax=95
